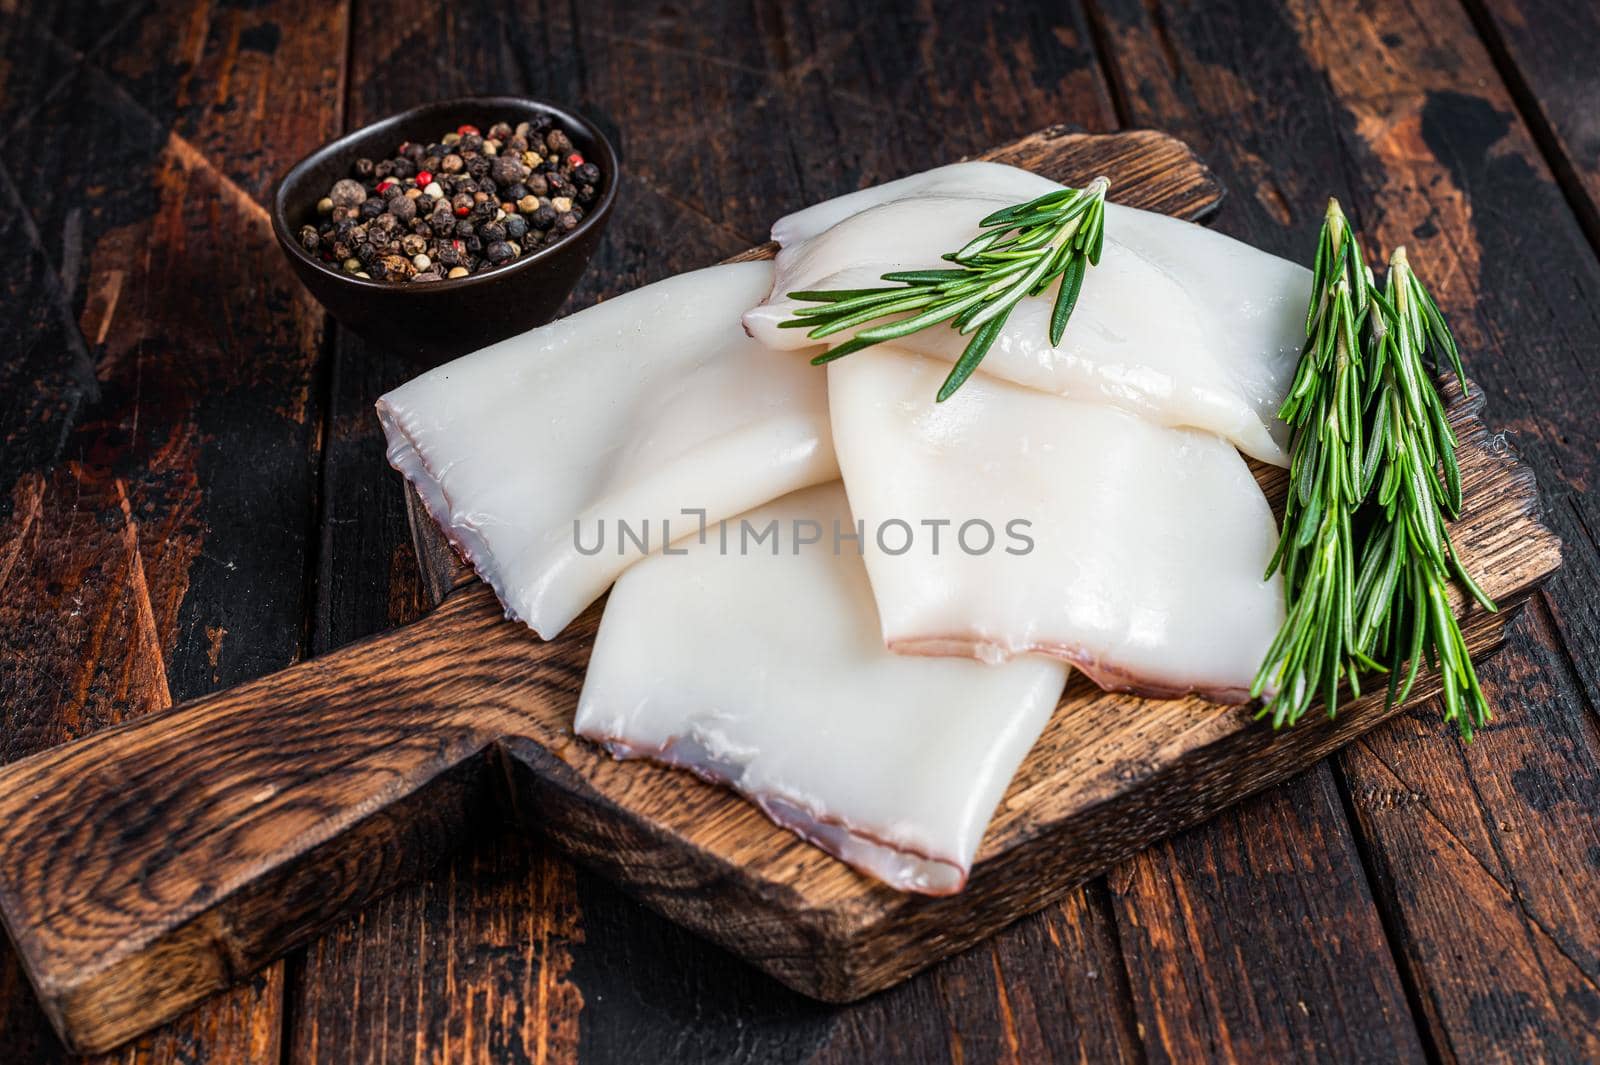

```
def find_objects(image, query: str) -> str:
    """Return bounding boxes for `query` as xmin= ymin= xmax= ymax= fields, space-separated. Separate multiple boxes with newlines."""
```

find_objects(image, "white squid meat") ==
xmin=378 ymin=261 xmax=838 ymax=639
xmin=828 ymin=347 xmax=1284 ymax=701
xmin=575 ymin=482 xmax=1070 ymax=894
xmin=743 ymin=161 xmax=1310 ymax=467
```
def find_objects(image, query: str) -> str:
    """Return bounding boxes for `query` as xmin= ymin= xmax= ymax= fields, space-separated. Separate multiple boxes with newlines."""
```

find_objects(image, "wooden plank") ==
xmin=0 ymin=1 xmax=145 ymax=512
xmin=295 ymin=3 xmax=1137 ymax=1062
xmin=0 ymin=0 xmax=346 ymax=1059
xmin=1085 ymin=0 xmax=1600 ymax=1058
xmin=1469 ymin=0 xmax=1600 ymax=247
xmin=1108 ymin=769 xmax=1426 ymax=1062
xmin=1343 ymin=605 xmax=1600 ymax=1062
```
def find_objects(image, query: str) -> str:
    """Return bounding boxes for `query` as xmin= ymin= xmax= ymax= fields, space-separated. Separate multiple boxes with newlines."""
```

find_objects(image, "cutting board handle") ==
xmin=0 ymin=582 xmax=545 ymax=1054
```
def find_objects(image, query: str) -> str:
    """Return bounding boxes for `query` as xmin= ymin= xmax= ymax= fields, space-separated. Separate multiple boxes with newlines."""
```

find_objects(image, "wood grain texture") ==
xmin=0 ymin=124 xmax=1556 ymax=1055
xmin=1469 ymin=0 xmax=1600 ymax=248
xmin=1085 ymin=0 xmax=1600 ymax=1058
xmin=0 ymin=0 xmax=345 ymax=1060
xmin=1107 ymin=767 xmax=1428 ymax=1063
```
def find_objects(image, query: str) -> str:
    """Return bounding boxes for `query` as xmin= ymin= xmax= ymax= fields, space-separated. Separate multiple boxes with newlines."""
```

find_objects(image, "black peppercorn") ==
xmin=490 ymin=155 xmax=527 ymax=186
xmin=485 ymin=240 xmax=515 ymax=264
xmin=455 ymin=219 xmax=476 ymax=238
xmin=298 ymin=225 xmax=319 ymax=251
xmin=359 ymin=198 xmax=386 ymax=219
xmin=574 ymin=162 xmax=600 ymax=186
xmin=353 ymin=157 xmax=375 ymax=178
xmin=531 ymin=204 xmax=557 ymax=228
xmin=504 ymin=215 xmax=528 ymax=241
xmin=466 ymin=155 xmax=491 ymax=179
xmin=478 ymin=221 xmax=506 ymax=243
xmin=389 ymin=195 xmax=417 ymax=222
xmin=329 ymin=178 xmax=367 ymax=208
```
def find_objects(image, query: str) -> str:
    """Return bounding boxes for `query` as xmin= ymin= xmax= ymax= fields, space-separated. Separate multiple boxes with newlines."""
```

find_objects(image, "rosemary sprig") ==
xmin=1252 ymin=199 xmax=1382 ymax=726
xmin=781 ymin=177 xmax=1110 ymax=401
xmin=1357 ymin=247 xmax=1497 ymax=738
xmin=1256 ymin=203 xmax=1497 ymax=739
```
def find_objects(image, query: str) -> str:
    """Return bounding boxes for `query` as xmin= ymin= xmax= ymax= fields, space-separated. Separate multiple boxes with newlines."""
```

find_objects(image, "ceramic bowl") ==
xmin=272 ymin=95 xmax=619 ymax=363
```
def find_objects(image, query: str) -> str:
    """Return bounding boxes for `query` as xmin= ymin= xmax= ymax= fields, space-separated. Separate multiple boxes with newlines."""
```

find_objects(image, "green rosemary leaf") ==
xmin=1050 ymin=256 xmax=1087 ymax=345
xmin=807 ymin=334 xmax=877 ymax=365
xmin=937 ymin=316 xmax=1008 ymax=402
xmin=1359 ymin=392 xmax=1389 ymax=496
xmin=804 ymin=293 xmax=940 ymax=339
xmin=879 ymin=269 xmax=971 ymax=284
xmin=785 ymin=287 xmax=899 ymax=303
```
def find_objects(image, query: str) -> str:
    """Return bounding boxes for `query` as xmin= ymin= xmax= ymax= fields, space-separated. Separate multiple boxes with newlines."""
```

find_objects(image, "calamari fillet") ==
xmin=744 ymin=161 xmax=1309 ymax=467
xmin=377 ymin=261 xmax=837 ymax=639
xmin=829 ymin=347 xmax=1284 ymax=702
xmin=575 ymin=482 xmax=1069 ymax=895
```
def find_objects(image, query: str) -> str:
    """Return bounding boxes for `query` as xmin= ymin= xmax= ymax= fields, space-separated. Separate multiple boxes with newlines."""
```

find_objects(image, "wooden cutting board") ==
xmin=0 ymin=129 xmax=1561 ymax=1055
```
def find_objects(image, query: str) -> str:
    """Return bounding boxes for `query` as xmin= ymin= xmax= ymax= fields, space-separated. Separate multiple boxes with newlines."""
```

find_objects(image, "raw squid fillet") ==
xmin=828 ymin=347 xmax=1284 ymax=701
xmin=575 ymin=482 xmax=1070 ymax=895
xmin=743 ymin=161 xmax=1310 ymax=467
xmin=377 ymin=261 xmax=837 ymax=639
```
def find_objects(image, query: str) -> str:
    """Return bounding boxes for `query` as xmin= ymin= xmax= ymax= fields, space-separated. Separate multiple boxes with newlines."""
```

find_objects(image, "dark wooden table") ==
xmin=2 ymin=1 xmax=1598 ymax=1061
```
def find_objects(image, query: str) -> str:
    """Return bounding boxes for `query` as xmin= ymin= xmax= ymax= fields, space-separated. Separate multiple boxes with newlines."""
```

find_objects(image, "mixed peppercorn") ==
xmin=298 ymin=117 xmax=603 ymax=282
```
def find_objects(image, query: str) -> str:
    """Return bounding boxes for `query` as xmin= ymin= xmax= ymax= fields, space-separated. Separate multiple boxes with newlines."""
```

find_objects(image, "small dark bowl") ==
xmin=272 ymin=96 xmax=619 ymax=363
